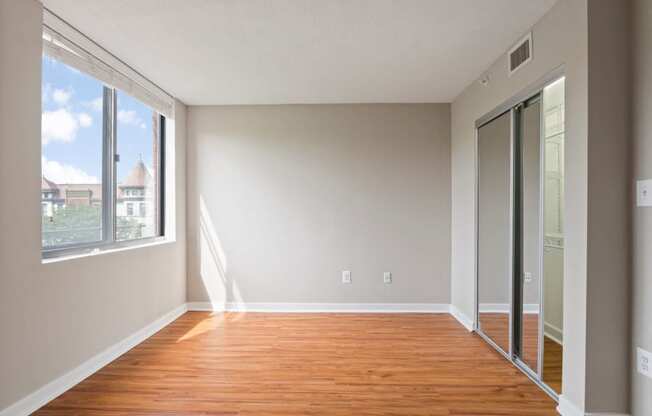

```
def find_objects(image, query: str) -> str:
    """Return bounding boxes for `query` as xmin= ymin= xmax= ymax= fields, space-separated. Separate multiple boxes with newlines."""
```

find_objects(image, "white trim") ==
xmin=449 ymin=305 xmax=474 ymax=331
xmin=0 ymin=304 xmax=187 ymax=416
xmin=42 ymin=237 xmax=175 ymax=264
xmin=544 ymin=322 xmax=564 ymax=345
xmin=185 ymin=301 xmax=222 ymax=312
xmin=557 ymin=395 xmax=584 ymax=416
xmin=42 ymin=9 xmax=174 ymax=117
xmin=188 ymin=302 xmax=474 ymax=333
xmin=478 ymin=303 xmax=540 ymax=314
xmin=556 ymin=395 xmax=630 ymax=416
xmin=186 ymin=302 xmax=450 ymax=313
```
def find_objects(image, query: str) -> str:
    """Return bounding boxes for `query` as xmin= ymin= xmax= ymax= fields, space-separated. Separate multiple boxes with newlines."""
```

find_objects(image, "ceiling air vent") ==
xmin=508 ymin=33 xmax=532 ymax=76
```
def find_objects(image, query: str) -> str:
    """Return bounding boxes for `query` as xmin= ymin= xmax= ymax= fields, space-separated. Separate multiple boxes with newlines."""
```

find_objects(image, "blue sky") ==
xmin=42 ymin=55 xmax=155 ymax=184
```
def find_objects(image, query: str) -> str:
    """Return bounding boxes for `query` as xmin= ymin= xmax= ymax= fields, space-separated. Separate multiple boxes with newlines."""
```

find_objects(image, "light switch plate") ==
xmin=383 ymin=272 xmax=392 ymax=284
xmin=342 ymin=270 xmax=352 ymax=284
xmin=637 ymin=179 xmax=652 ymax=207
xmin=637 ymin=347 xmax=651 ymax=378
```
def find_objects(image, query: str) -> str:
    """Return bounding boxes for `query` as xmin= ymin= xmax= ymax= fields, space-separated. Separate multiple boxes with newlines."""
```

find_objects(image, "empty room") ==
xmin=0 ymin=0 xmax=649 ymax=415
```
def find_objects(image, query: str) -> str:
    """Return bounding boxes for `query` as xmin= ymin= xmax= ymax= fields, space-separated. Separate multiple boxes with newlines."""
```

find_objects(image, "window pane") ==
xmin=115 ymin=90 xmax=159 ymax=241
xmin=41 ymin=54 xmax=104 ymax=248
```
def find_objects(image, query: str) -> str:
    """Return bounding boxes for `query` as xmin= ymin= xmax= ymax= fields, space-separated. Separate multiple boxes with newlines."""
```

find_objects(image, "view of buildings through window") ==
xmin=116 ymin=89 xmax=159 ymax=242
xmin=41 ymin=54 xmax=159 ymax=248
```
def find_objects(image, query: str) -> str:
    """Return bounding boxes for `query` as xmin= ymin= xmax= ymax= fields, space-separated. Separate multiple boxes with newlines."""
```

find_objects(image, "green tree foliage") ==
xmin=116 ymin=216 xmax=145 ymax=241
xmin=42 ymin=205 xmax=101 ymax=247
xmin=42 ymin=205 xmax=144 ymax=246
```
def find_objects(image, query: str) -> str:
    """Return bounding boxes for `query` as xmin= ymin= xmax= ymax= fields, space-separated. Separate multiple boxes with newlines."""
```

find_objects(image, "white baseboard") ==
xmin=186 ymin=301 xmax=221 ymax=311
xmin=188 ymin=302 xmax=475 ymax=333
xmin=557 ymin=395 xmax=630 ymax=416
xmin=449 ymin=304 xmax=474 ymax=331
xmin=544 ymin=322 xmax=564 ymax=345
xmin=186 ymin=301 xmax=450 ymax=313
xmin=557 ymin=395 xmax=584 ymax=416
xmin=0 ymin=304 xmax=188 ymax=416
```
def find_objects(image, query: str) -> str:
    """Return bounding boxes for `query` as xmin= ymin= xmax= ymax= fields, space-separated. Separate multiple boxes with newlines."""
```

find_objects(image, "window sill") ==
xmin=41 ymin=237 xmax=176 ymax=264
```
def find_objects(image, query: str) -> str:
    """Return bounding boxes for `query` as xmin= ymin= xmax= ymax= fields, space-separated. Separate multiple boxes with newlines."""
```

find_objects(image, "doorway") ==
xmin=475 ymin=74 xmax=565 ymax=398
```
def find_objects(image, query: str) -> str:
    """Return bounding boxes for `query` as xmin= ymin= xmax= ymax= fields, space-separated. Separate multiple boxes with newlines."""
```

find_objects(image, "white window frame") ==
xmin=41 ymin=10 xmax=172 ymax=260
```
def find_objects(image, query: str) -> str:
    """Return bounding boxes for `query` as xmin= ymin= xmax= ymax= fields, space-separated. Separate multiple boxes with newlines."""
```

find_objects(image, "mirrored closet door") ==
xmin=475 ymin=75 xmax=565 ymax=398
xmin=515 ymin=96 xmax=542 ymax=376
xmin=477 ymin=111 xmax=513 ymax=356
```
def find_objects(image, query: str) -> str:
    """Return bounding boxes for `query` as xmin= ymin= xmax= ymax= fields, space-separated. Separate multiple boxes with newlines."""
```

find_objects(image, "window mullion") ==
xmin=101 ymin=86 xmax=116 ymax=244
xmin=158 ymin=115 xmax=166 ymax=237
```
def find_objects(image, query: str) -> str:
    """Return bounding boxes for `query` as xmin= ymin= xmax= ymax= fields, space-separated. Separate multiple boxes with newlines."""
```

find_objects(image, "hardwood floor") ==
xmin=479 ymin=313 xmax=563 ymax=394
xmin=542 ymin=337 xmax=563 ymax=394
xmin=35 ymin=312 xmax=558 ymax=415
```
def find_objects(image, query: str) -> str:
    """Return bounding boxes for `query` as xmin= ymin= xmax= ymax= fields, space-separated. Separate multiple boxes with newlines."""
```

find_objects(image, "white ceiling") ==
xmin=43 ymin=0 xmax=557 ymax=105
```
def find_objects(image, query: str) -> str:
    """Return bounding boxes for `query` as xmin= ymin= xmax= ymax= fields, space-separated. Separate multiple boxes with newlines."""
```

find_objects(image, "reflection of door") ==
xmin=477 ymin=111 xmax=512 ymax=356
xmin=515 ymin=97 xmax=541 ymax=376
xmin=475 ymin=75 xmax=565 ymax=399
xmin=541 ymin=78 xmax=565 ymax=395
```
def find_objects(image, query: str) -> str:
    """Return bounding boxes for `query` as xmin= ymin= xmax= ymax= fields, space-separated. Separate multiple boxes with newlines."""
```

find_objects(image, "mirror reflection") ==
xmin=542 ymin=77 xmax=565 ymax=394
xmin=477 ymin=111 xmax=512 ymax=354
xmin=520 ymin=98 xmax=541 ymax=373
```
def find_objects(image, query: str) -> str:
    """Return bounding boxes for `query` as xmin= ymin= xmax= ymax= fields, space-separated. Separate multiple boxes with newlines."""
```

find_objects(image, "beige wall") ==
xmin=0 ymin=0 xmax=187 ymax=410
xmin=1 ymin=0 xmax=642 ymax=413
xmin=187 ymin=104 xmax=451 ymax=306
xmin=585 ymin=0 xmax=631 ymax=412
xmin=631 ymin=0 xmax=652 ymax=414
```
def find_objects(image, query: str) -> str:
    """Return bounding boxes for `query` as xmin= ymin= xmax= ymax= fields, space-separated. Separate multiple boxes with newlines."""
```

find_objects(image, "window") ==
xmin=41 ymin=54 xmax=104 ymax=248
xmin=116 ymin=90 xmax=160 ymax=241
xmin=41 ymin=31 xmax=168 ymax=257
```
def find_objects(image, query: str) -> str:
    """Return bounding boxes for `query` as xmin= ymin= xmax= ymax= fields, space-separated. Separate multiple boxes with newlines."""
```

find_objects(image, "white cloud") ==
xmin=117 ymin=109 xmax=147 ymax=129
xmin=42 ymin=108 xmax=93 ymax=145
xmin=117 ymin=110 xmax=139 ymax=124
xmin=85 ymin=96 xmax=103 ymax=112
xmin=42 ymin=157 xmax=99 ymax=184
xmin=42 ymin=83 xmax=52 ymax=103
xmin=42 ymin=108 xmax=79 ymax=145
xmin=52 ymin=88 xmax=73 ymax=106
xmin=78 ymin=112 xmax=93 ymax=127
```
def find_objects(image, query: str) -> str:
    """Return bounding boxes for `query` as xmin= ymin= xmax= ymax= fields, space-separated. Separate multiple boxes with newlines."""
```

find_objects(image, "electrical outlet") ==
xmin=342 ymin=270 xmax=352 ymax=284
xmin=524 ymin=272 xmax=533 ymax=283
xmin=637 ymin=347 xmax=651 ymax=378
xmin=383 ymin=272 xmax=392 ymax=284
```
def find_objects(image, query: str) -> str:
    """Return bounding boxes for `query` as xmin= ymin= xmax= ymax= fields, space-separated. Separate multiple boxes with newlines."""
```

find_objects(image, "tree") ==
xmin=42 ymin=205 xmax=143 ymax=246
xmin=42 ymin=205 xmax=101 ymax=247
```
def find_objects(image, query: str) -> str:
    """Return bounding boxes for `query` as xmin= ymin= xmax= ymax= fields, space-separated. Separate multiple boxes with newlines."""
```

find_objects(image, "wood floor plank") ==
xmin=34 ymin=312 xmax=558 ymax=415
